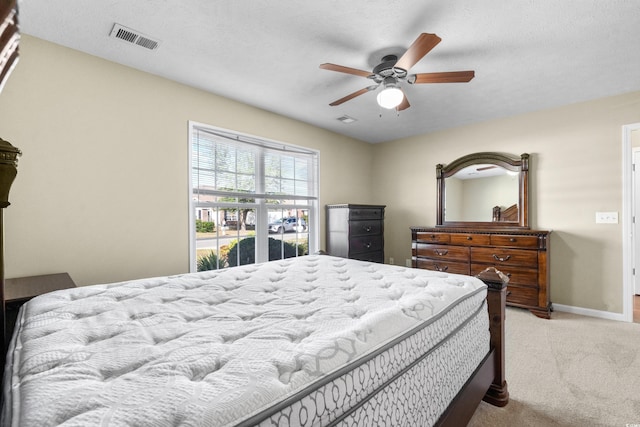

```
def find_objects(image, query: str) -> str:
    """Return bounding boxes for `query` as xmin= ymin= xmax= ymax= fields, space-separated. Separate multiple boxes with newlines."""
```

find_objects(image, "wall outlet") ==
xmin=389 ymin=257 xmax=395 ymax=265
xmin=406 ymin=259 xmax=412 ymax=268
xmin=595 ymin=211 xmax=618 ymax=224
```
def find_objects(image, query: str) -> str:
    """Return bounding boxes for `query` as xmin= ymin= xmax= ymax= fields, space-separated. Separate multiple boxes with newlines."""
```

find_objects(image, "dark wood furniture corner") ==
xmin=326 ymin=204 xmax=385 ymax=263
xmin=4 ymin=273 xmax=76 ymax=339
xmin=5 ymin=272 xmax=76 ymax=304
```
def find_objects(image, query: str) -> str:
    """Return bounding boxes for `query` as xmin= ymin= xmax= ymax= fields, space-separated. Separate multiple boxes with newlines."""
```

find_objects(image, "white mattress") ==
xmin=2 ymin=255 xmax=489 ymax=426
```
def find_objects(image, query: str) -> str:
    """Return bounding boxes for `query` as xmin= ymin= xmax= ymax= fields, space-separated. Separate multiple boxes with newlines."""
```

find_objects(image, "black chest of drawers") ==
xmin=326 ymin=204 xmax=385 ymax=263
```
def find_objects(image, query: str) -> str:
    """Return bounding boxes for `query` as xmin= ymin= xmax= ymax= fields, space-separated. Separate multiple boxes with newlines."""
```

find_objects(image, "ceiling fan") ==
xmin=320 ymin=33 xmax=474 ymax=111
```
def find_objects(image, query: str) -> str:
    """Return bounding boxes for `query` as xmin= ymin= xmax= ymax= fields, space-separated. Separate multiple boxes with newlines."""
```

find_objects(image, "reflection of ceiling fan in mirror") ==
xmin=319 ymin=33 xmax=475 ymax=111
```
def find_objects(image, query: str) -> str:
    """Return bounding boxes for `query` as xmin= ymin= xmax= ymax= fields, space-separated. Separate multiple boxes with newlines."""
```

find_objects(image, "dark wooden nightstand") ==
xmin=5 ymin=273 xmax=76 ymax=335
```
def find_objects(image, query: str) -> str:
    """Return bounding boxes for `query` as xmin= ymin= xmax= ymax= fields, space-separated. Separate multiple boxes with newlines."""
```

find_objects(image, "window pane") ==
xmin=280 ymin=156 xmax=295 ymax=179
xmin=196 ymin=206 xmax=257 ymax=271
xmin=267 ymin=208 xmax=309 ymax=260
xmin=191 ymin=124 xmax=317 ymax=272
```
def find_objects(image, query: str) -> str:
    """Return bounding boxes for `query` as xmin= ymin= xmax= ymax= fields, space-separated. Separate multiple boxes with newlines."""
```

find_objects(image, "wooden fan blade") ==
xmin=396 ymin=92 xmax=410 ymax=111
xmin=394 ymin=33 xmax=442 ymax=71
xmin=320 ymin=63 xmax=373 ymax=78
xmin=413 ymin=70 xmax=475 ymax=84
xmin=329 ymin=86 xmax=376 ymax=106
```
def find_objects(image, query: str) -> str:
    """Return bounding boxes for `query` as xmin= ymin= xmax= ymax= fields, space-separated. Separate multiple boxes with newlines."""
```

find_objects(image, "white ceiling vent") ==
xmin=336 ymin=115 xmax=357 ymax=124
xmin=109 ymin=23 xmax=160 ymax=50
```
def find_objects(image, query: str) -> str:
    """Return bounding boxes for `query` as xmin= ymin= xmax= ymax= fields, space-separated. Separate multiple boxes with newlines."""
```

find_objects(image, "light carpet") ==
xmin=468 ymin=308 xmax=640 ymax=427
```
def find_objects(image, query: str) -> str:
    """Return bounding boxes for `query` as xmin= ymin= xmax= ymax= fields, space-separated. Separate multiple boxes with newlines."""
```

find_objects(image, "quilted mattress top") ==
xmin=3 ymin=255 xmax=487 ymax=426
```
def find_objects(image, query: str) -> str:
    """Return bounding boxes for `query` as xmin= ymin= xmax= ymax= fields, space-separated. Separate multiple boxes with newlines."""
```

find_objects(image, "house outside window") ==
xmin=189 ymin=122 xmax=319 ymax=272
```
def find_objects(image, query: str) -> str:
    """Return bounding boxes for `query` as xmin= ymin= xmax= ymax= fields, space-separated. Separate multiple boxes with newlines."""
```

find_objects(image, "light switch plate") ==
xmin=595 ymin=211 xmax=618 ymax=224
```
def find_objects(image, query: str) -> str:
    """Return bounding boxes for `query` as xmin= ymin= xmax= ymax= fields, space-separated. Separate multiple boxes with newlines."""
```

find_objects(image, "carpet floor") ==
xmin=468 ymin=308 xmax=640 ymax=427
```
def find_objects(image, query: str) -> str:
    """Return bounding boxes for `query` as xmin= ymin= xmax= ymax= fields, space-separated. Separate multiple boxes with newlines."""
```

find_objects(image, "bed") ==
xmin=492 ymin=204 xmax=518 ymax=222
xmin=1 ymin=255 xmax=508 ymax=426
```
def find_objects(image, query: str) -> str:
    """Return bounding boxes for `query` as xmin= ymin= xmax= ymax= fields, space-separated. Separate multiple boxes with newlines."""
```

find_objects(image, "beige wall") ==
xmin=0 ymin=36 xmax=373 ymax=286
xmin=372 ymin=91 xmax=640 ymax=313
xmin=2 ymin=36 xmax=640 ymax=314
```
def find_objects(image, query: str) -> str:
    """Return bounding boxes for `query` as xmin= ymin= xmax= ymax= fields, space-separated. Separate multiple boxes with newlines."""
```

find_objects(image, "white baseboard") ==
xmin=553 ymin=303 xmax=627 ymax=322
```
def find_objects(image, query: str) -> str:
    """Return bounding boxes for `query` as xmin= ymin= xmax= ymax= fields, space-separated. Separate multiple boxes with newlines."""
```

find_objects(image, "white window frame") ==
xmin=188 ymin=121 xmax=320 ymax=272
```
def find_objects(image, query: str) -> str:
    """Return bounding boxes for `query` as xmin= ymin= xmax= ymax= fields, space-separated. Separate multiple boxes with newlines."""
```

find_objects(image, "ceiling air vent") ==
xmin=336 ymin=115 xmax=357 ymax=124
xmin=109 ymin=23 xmax=160 ymax=51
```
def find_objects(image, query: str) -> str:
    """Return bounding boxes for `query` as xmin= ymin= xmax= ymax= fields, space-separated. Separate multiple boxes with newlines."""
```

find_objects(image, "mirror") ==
xmin=436 ymin=152 xmax=529 ymax=228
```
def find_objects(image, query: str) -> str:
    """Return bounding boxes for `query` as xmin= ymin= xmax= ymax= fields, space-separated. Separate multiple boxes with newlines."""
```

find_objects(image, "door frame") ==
xmin=622 ymin=122 xmax=640 ymax=322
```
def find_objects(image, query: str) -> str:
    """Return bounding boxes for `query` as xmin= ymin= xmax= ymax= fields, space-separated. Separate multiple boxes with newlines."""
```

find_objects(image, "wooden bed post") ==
xmin=477 ymin=267 xmax=509 ymax=407
xmin=0 ymin=138 xmax=21 ymax=370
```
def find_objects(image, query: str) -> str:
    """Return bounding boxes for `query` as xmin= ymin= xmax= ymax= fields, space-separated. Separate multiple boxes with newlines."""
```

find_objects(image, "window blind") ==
xmin=191 ymin=126 xmax=318 ymax=203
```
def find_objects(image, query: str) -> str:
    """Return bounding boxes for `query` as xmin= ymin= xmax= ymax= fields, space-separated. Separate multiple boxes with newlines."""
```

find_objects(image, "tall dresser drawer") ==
xmin=413 ymin=243 xmax=470 ymax=261
xmin=414 ymin=258 xmax=470 ymax=275
xmin=349 ymin=235 xmax=383 ymax=254
xmin=349 ymin=220 xmax=383 ymax=236
xmin=490 ymin=234 xmax=539 ymax=248
xmin=348 ymin=207 xmax=384 ymax=220
xmin=471 ymin=247 xmax=538 ymax=267
xmin=352 ymin=251 xmax=384 ymax=263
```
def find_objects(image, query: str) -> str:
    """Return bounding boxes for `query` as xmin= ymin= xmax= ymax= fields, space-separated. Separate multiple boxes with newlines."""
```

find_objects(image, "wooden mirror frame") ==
xmin=436 ymin=152 xmax=529 ymax=229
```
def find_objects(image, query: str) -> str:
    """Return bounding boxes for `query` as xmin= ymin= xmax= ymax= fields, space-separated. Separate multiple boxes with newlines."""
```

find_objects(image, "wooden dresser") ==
xmin=326 ymin=204 xmax=385 ymax=263
xmin=411 ymin=227 xmax=551 ymax=318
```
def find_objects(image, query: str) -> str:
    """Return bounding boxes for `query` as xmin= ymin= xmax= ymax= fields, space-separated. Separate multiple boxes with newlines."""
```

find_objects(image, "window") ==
xmin=189 ymin=122 xmax=319 ymax=272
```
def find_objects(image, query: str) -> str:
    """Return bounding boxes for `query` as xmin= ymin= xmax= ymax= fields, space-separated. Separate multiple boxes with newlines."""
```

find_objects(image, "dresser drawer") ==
xmin=414 ymin=258 xmax=470 ymax=275
xmin=352 ymin=250 xmax=384 ymax=263
xmin=349 ymin=235 xmax=383 ymax=254
xmin=413 ymin=243 xmax=470 ymax=261
xmin=450 ymin=233 xmax=491 ymax=246
xmin=471 ymin=264 xmax=538 ymax=287
xmin=414 ymin=232 xmax=451 ymax=244
xmin=349 ymin=220 xmax=383 ymax=237
xmin=348 ymin=207 xmax=384 ymax=220
xmin=471 ymin=247 xmax=538 ymax=267
xmin=505 ymin=284 xmax=539 ymax=307
xmin=490 ymin=234 xmax=539 ymax=248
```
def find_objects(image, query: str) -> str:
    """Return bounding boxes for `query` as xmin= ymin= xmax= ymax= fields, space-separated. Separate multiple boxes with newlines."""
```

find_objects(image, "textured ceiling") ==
xmin=18 ymin=0 xmax=640 ymax=143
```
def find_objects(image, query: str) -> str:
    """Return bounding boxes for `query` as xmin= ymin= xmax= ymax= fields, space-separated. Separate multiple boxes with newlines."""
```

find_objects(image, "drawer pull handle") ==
xmin=364 ymin=242 xmax=372 ymax=249
xmin=467 ymin=236 xmax=472 ymax=240
xmin=430 ymin=234 xmax=436 ymax=239
xmin=509 ymin=238 xmax=517 ymax=242
xmin=363 ymin=226 xmax=372 ymax=232
xmin=434 ymin=264 xmax=449 ymax=272
xmin=434 ymin=249 xmax=449 ymax=256
xmin=493 ymin=254 xmax=511 ymax=262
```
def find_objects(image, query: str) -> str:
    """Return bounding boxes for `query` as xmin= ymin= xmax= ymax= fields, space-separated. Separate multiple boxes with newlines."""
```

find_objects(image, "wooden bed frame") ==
xmin=436 ymin=267 xmax=509 ymax=426
xmin=0 ymin=0 xmax=20 ymax=380
xmin=492 ymin=203 xmax=519 ymax=222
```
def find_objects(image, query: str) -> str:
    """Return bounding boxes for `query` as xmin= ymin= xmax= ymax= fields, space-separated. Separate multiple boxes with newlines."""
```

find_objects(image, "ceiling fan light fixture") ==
xmin=376 ymin=83 xmax=404 ymax=109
